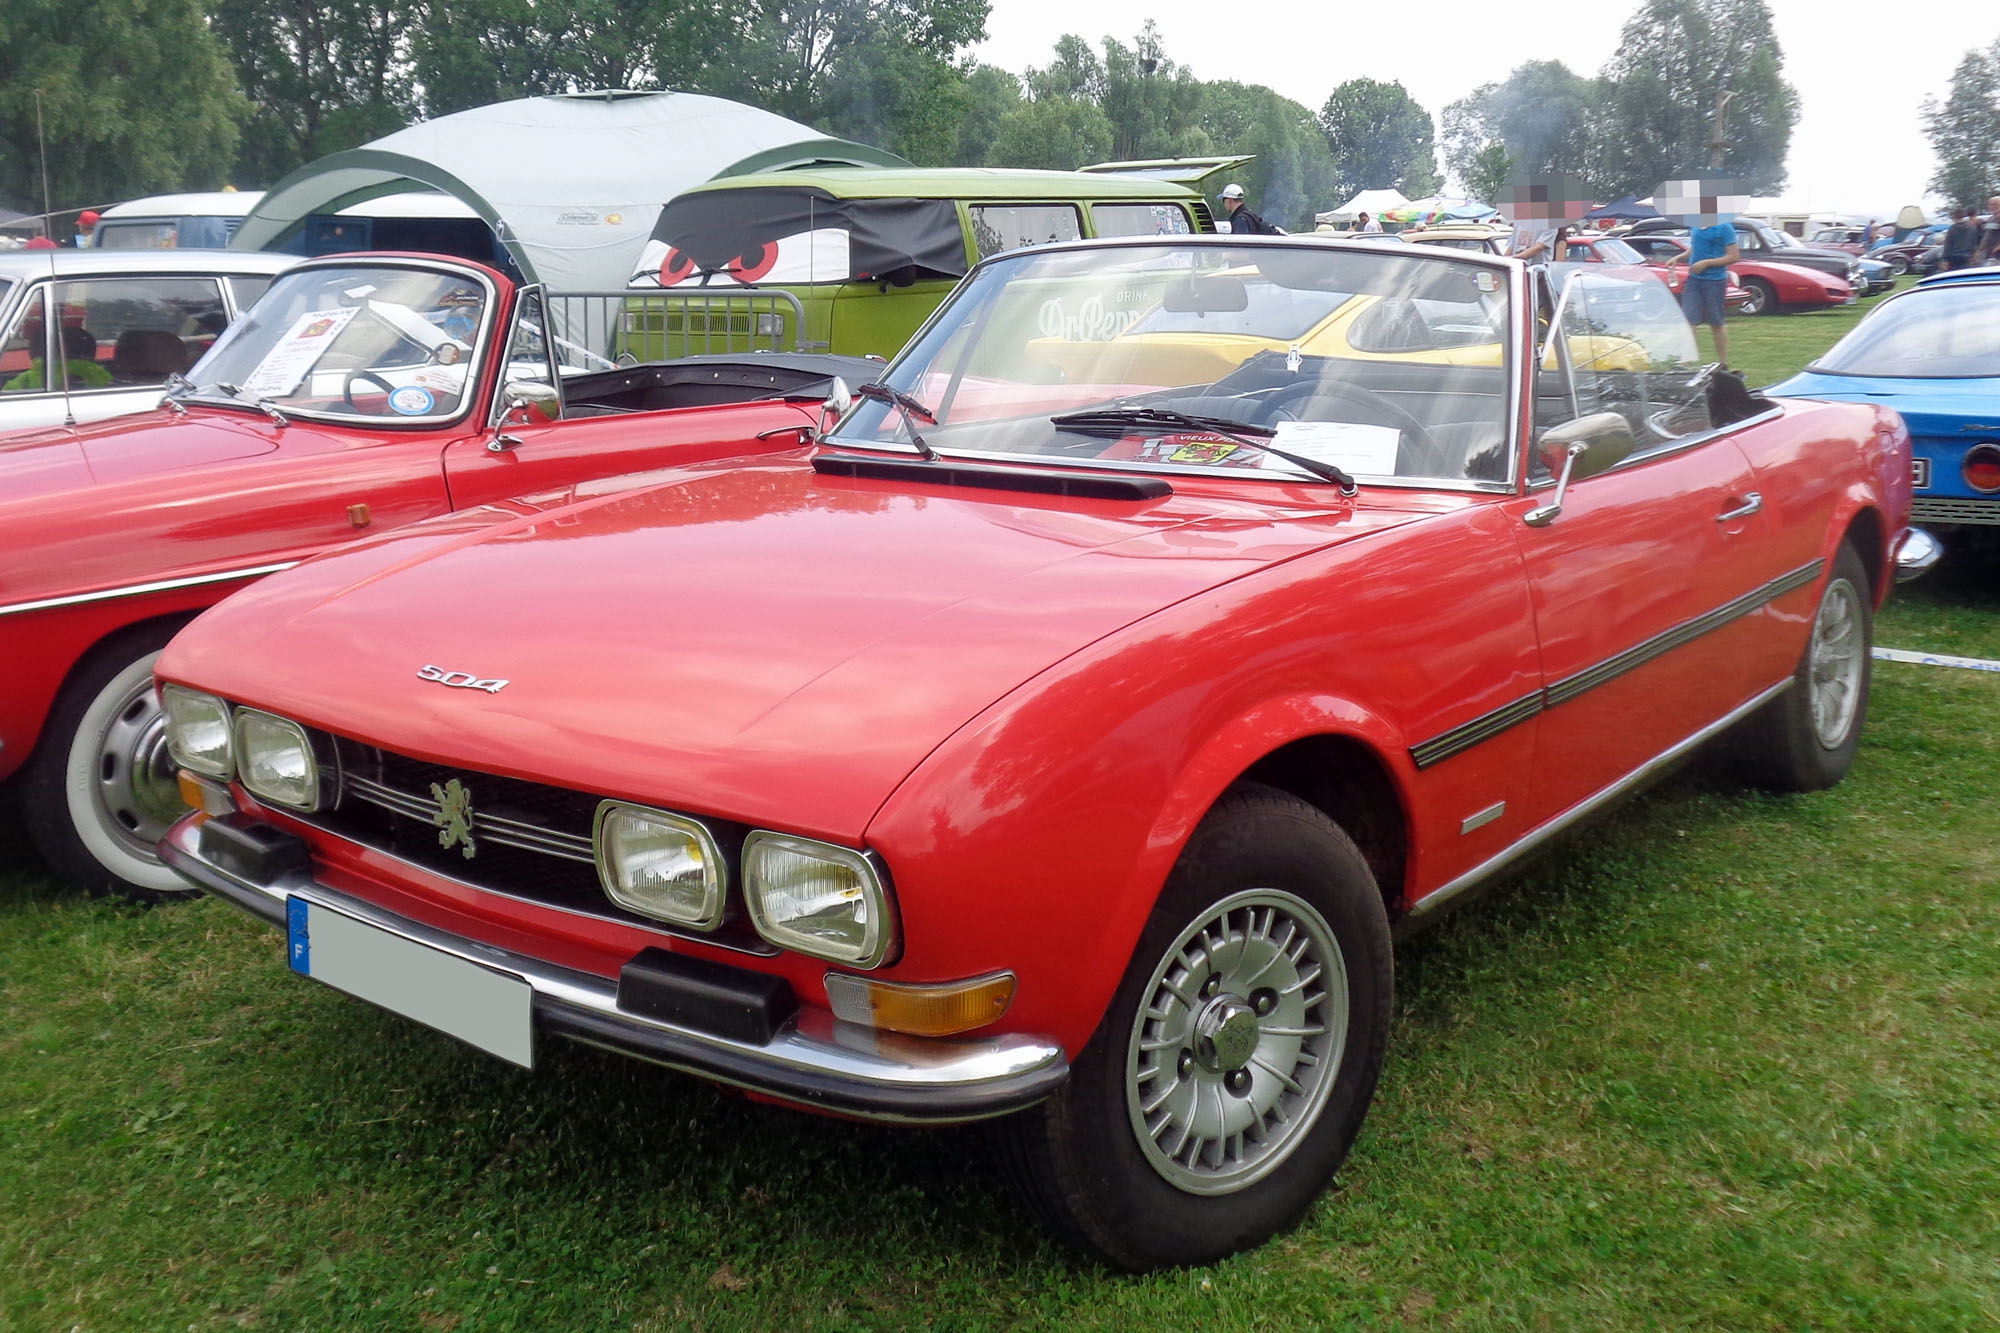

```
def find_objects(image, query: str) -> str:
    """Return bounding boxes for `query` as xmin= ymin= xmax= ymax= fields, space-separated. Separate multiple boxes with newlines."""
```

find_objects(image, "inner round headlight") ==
xmin=594 ymin=803 xmax=726 ymax=929
xmin=231 ymin=709 xmax=324 ymax=811
xmin=742 ymin=831 xmax=896 ymax=967
xmin=162 ymin=686 xmax=233 ymax=779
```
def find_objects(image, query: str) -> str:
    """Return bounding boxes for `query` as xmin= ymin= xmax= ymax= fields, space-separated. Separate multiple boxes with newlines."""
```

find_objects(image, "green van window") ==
xmin=1093 ymin=204 xmax=1193 ymax=238
xmin=969 ymin=205 xmax=1082 ymax=260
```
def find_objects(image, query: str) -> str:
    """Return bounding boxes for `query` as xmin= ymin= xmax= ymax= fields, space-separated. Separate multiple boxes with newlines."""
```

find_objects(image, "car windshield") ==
xmin=1586 ymin=237 xmax=1646 ymax=264
xmin=828 ymin=240 xmax=1518 ymax=487
xmin=1807 ymin=284 xmax=2000 ymax=378
xmin=184 ymin=263 xmax=491 ymax=423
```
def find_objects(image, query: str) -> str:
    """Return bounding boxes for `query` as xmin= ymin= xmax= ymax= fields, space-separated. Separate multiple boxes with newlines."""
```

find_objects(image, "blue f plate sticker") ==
xmin=287 ymin=896 xmax=310 ymax=974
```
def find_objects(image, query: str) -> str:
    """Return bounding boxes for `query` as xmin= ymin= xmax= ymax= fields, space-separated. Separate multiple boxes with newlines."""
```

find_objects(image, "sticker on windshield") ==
xmin=1270 ymin=421 xmax=1401 ymax=475
xmin=239 ymin=306 xmax=361 ymax=399
xmin=1472 ymin=272 xmax=1501 ymax=293
xmin=387 ymin=385 xmax=437 ymax=416
xmin=1101 ymin=433 xmax=1261 ymax=467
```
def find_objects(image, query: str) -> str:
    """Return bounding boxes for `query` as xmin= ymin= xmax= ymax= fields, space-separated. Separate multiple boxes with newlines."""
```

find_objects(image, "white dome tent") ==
xmin=230 ymin=91 xmax=907 ymax=294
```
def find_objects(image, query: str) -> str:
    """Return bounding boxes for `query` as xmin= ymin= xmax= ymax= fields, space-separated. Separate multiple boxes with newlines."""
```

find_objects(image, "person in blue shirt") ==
xmin=1675 ymin=220 xmax=1741 ymax=368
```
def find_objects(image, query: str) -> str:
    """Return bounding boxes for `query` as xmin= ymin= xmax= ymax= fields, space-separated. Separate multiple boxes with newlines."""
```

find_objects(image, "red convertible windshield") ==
xmin=830 ymin=240 xmax=1519 ymax=487
xmin=184 ymin=263 xmax=493 ymax=423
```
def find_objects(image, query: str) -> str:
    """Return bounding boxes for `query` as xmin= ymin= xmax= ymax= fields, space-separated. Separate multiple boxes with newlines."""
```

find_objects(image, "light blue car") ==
xmin=1770 ymin=269 xmax=2000 ymax=539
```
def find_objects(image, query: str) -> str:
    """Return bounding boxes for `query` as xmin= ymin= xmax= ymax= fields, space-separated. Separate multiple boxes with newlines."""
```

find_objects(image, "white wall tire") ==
xmin=22 ymin=626 xmax=194 ymax=898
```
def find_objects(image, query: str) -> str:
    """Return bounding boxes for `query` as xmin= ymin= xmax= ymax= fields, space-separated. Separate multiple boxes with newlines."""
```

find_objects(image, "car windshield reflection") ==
xmin=828 ymin=240 xmax=1520 ymax=487
xmin=184 ymin=264 xmax=491 ymax=424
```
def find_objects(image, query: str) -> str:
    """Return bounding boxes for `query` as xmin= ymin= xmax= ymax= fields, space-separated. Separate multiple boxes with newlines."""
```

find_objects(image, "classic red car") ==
xmin=155 ymin=240 xmax=1921 ymax=1269
xmin=1620 ymin=232 xmax=1855 ymax=315
xmin=1 ymin=252 xmax=871 ymax=896
xmin=1556 ymin=233 xmax=1752 ymax=310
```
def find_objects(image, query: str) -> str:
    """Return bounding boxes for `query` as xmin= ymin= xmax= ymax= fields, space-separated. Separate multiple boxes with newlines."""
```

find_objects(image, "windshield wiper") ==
xmin=854 ymin=381 xmax=940 ymax=459
xmin=1050 ymin=405 xmax=1358 ymax=494
xmin=210 ymin=381 xmax=289 ymax=429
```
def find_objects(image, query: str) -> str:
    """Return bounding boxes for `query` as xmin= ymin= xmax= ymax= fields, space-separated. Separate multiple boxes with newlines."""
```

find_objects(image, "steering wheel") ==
xmin=1267 ymin=378 xmax=1450 ymax=477
xmin=343 ymin=369 xmax=398 ymax=411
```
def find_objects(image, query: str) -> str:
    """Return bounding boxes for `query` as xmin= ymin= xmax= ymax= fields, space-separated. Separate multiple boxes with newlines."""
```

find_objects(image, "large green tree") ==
xmin=1442 ymin=62 xmax=1604 ymax=196
xmin=211 ymin=0 xmax=414 ymax=185
xmin=1596 ymin=0 xmax=1797 ymax=195
xmin=1319 ymin=78 xmax=1440 ymax=199
xmin=1200 ymin=81 xmax=1337 ymax=229
xmin=0 ymin=0 xmax=243 ymax=217
xmin=1097 ymin=24 xmax=1208 ymax=162
xmin=1924 ymin=39 xmax=2000 ymax=211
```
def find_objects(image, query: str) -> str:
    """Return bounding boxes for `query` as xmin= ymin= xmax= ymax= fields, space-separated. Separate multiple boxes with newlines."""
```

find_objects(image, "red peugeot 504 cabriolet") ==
xmin=0 ymin=251 xmax=872 ymax=896
xmin=155 ymin=239 xmax=1925 ymax=1268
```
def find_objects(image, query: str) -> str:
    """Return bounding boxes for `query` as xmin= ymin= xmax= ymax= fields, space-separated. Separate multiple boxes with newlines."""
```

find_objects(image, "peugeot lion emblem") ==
xmin=431 ymin=778 xmax=477 ymax=858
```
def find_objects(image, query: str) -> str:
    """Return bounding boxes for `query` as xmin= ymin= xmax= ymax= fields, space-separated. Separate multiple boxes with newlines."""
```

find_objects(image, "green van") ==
xmin=620 ymin=167 xmax=1219 ymax=360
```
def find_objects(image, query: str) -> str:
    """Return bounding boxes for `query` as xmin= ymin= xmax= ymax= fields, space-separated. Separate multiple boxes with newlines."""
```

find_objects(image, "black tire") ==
xmin=1738 ymin=277 xmax=1777 ymax=316
xmin=1734 ymin=544 xmax=1872 ymax=791
xmin=20 ymin=621 xmax=197 ymax=899
xmin=1886 ymin=255 xmax=1910 ymax=276
xmin=1000 ymin=783 xmax=1393 ymax=1270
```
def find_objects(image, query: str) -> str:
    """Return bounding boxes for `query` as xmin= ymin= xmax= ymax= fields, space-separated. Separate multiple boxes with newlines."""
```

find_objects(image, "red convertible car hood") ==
xmin=0 ymin=408 xmax=276 ymax=504
xmin=165 ymin=454 xmax=1431 ymax=840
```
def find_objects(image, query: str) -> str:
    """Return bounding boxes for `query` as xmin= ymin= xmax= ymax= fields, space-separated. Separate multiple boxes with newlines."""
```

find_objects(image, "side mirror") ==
xmin=1525 ymin=412 xmax=1635 ymax=527
xmin=819 ymin=377 xmax=852 ymax=436
xmin=504 ymin=379 xmax=560 ymax=426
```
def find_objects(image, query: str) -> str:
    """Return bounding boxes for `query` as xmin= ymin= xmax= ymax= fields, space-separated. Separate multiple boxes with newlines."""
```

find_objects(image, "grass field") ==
xmin=4 ymin=292 xmax=1997 ymax=1330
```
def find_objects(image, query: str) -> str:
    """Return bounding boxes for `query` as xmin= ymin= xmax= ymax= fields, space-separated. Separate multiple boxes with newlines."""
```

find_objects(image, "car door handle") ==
xmin=1716 ymin=492 xmax=1762 ymax=523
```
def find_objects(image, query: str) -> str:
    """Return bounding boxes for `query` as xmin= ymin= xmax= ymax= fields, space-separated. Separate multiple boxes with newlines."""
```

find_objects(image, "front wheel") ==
xmin=1733 ymin=544 xmax=1872 ymax=791
xmin=1886 ymin=254 xmax=1910 ymax=276
xmin=1738 ymin=277 xmax=1777 ymax=316
xmin=1001 ymin=784 xmax=1393 ymax=1270
xmin=21 ymin=623 xmax=196 ymax=898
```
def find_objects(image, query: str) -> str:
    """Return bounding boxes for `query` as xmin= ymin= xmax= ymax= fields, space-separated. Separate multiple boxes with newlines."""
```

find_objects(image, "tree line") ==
xmin=1 ymin=0 xmax=1809 ymax=234
xmin=1926 ymin=36 xmax=2000 ymax=210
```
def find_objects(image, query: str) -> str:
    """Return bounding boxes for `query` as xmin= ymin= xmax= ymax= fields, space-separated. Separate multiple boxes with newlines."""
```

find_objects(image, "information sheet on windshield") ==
xmin=239 ymin=306 xmax=361 ymax=399
xmin=1270 ymin=421 xmax=1401 ymax=475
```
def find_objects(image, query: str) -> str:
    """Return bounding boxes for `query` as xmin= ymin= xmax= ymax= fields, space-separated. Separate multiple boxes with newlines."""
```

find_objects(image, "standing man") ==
xmin=1672 ymin=213 xmax=1740 ymax=369
xmin=1218 ymin=183 xmax=1281 ymax=235
xmin=1977 ymin=197 xmax=2000 ymax=265
xmin=1358 ymin=211 xmax=1382 ymax=233
xmin=1941 ymin=209 xmax=1980 ymax=271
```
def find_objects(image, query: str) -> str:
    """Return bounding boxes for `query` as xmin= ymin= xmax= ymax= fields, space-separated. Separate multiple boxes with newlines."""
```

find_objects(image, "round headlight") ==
xmin=594 ymin=803 xmax=727 ymax=928
xmin=163 ymin=686 xmax=234 ymax=779
xmin=231 ymin=709 xmax=325 ymax=811
xmin=742 ymin=831 xmax=896 ymax=968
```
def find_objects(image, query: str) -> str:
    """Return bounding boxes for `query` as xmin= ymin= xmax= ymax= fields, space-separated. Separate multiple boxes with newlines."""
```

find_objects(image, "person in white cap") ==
xmin=1218 ymin=183 xmax=1280 ymax=235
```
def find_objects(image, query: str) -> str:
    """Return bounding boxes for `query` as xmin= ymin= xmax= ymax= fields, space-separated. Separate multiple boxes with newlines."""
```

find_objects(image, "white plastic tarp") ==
xmin=1316 ymin=189 xmax=1413 ymax=226
xmin=230 ymin=92 xmax=905 ymax=293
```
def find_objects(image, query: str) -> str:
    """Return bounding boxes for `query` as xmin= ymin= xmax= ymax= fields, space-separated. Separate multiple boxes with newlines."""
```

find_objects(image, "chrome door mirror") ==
xmin=1524 ymin=413 xmax=1636 ymax=527
xmin=503 ymin=378 xmax=561 ymax=425
xmin=819 ymin=376 xmax=852 ymax=436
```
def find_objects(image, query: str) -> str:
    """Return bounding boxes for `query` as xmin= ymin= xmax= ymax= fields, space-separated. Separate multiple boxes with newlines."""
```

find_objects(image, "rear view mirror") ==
xmin=819 ymin=377 xmax=852 ymax=436
xmin=1525 ymin=412 xmax=1636 ymax=527
xmin=504 ymin=379 xmax=560 ymax=426
xmin=1162 ymin=275 xmax=1249 ymax=313
xmin=1534 ymin=411 xmax=1634 ymax=479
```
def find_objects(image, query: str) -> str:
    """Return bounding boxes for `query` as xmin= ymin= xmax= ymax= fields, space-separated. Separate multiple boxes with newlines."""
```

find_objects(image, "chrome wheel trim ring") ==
xmin=87 ymin=670 xmax=184 ymax=859
xmin=1125 ymin=887 xmax=1348 ymax=1196
xmin=1808 ymin=576 xmax=1865 ymax=748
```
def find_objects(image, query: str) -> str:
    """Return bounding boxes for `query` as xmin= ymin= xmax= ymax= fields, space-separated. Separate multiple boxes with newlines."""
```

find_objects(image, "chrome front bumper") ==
xmin=1893 ymin=525 xmax=1943 ymax=582
xmin=160 ymin=814 xmax=1068 ymax=1124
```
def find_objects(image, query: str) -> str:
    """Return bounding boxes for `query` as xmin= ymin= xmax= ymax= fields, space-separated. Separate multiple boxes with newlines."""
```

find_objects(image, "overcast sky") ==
xmin=973 ymin=0 xmax=1985 ymax=217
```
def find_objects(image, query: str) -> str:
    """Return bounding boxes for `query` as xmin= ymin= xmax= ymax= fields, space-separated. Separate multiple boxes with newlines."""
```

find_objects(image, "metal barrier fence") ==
xmin=544 ymin=290 xmax=806 ymax=368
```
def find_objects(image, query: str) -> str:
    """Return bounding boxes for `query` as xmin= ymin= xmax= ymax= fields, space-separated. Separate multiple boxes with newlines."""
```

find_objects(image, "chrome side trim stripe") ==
xmin=1404 ymin=680 xmax=1790 ymax=927
xmin=1543 ymin=558 xmax=1822 ymax=708
xmin=1408 ymin=557 xmax=1823 ymax=769
xmin=0 ymin=561 xmax=299 ymax=619
xmin=1410 ymin=691 xmax=1544 ymax=769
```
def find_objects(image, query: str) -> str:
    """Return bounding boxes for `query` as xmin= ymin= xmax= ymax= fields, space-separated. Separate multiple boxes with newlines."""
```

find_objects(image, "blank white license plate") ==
xmin=287 ymin=897 xmax=533 ymax=1068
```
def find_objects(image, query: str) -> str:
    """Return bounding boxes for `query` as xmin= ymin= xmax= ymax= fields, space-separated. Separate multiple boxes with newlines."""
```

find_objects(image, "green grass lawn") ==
xmin=3 ymin=302 xmax=1996 ymax=1329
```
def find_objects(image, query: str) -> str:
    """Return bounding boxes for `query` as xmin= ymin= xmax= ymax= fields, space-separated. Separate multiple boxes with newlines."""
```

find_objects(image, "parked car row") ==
xmin=0 ymin=226 xmax=1948 ymax=1269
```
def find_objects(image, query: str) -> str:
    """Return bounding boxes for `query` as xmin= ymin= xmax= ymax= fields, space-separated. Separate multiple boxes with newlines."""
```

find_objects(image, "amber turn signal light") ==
xmin=822 ymin=971 xmax=1016 ymax=1037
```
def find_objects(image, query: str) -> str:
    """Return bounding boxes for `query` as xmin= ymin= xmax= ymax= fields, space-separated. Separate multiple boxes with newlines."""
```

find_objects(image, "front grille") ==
xmin=1912 ymin=497 xmax=2000 ymax=525
xmin=292 ymin=734 xmax=771 ymax=952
